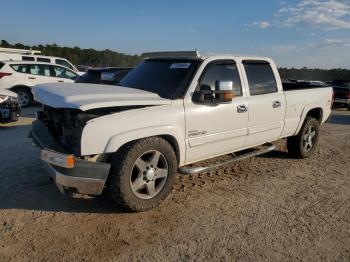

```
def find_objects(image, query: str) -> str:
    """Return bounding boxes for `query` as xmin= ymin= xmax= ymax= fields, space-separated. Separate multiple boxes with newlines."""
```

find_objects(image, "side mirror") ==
xmin=192 ymin=81 xmax=234 ymax=104
xmin=192 ymin=85 xmax=214 ymax=104
xmin=215 ymin=80 xmax=233 ymax=103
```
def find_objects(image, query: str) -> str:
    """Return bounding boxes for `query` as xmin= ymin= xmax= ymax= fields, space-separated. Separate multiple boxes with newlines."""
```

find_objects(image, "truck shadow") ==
xmin=0 ymin=179 xmax=131 ymax=214
xmin=257 ymin=150 xmax=293 ymax=159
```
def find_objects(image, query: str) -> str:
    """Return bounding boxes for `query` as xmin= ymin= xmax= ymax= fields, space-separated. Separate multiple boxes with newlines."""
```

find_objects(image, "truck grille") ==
xmin=42 ymin=106 xmax=87 ymax=155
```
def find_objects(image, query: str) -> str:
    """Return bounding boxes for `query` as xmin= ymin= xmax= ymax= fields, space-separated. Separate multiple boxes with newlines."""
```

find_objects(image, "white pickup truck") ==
xmin=30 ymin=51 xmax=332 ymax=211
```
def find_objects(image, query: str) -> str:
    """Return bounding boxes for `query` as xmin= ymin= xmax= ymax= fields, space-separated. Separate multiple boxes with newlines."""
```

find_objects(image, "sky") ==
xmin=1 ymin=0 xmax=350 ymax=69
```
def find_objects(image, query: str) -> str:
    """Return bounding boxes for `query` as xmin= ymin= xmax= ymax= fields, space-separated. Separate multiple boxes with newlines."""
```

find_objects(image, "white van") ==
xmin=0 ymin=47 xmax=80 ymax=73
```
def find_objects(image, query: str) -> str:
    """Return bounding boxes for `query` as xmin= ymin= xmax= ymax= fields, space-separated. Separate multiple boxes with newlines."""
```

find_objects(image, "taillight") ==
xmin=0 ymin=72 xmax=12 ymax=79
xmin=347 ymin=90 xmax=350 ymax=99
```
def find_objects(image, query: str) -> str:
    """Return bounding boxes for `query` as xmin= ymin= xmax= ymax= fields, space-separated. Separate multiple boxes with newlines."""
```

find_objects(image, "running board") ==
xmin=178 ymin=143 xmax=276 ymax=175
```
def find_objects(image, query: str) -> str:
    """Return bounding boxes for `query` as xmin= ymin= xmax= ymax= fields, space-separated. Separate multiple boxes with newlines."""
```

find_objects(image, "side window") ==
xmin=199 ymin=60 xmax=242 ymax=96
xmin=10 ymin=64 xmax=28 ymax=73
xmin=37 ymin=57 xmax=51 ymax=63
xmin=55 ymin=59 xmax=74 ymax=71
xmin=53 ymin=66 xmax=77 ymax=80
xmin=29 ymin=64 xmax=51 ymax=77
xmin=22 ymin=56 xmax=35 ymax=61
xmin=243 ymin=61 xmax=277 ymax=95
xmin=29 ymin=64 xmax=40 ymax=75
xmin=115 ymin=70 xmax=130 ymax=82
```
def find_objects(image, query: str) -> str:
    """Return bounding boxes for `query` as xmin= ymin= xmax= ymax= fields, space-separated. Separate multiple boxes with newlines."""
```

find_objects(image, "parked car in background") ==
xmin=0 ymin=47 xmax=81 ymax=73
xmin=0 ymin=89 xmax=20 ymax=123
xmin=75 ymin=67 xmax=132 ymax=85
xmin=75 ymin=65 xmax=91 ymax=73
xmin=332 ymin=80 xmax=350 ymax=110
xmin=0 ymin=61 xmax=79 ymax=107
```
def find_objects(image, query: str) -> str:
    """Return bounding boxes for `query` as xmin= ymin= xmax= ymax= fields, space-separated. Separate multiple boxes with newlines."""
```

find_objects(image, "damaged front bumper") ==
xmin=30 ymin=120 xmax=111 ymax=195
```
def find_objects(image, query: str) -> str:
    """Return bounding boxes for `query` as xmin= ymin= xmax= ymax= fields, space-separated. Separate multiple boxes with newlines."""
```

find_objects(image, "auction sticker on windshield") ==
xmin=170 ymin=63 xmax=191 ymax=69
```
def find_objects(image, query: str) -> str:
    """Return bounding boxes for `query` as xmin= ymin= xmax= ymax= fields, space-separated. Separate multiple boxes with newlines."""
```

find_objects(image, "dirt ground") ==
xmin=0 ymin=107 xmax=349 ymax=262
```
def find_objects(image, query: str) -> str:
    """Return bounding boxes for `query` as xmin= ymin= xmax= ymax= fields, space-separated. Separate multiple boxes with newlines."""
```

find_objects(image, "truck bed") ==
xmin=282 ymin=81 xmax=329 ymax=91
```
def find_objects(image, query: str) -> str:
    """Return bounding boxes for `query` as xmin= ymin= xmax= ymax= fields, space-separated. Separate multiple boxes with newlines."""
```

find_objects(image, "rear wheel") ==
xmin=108 ymin=137 xmax=177 ymax=211
xmin=287 ymin=117 xmax=320 ymax=158
xmin=13 ymin=87 xmax=32 ymax=108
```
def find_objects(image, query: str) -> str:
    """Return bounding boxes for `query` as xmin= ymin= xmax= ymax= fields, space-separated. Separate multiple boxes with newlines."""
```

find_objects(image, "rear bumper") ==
xmin=30 ymin=120 xmax=111 ymax=195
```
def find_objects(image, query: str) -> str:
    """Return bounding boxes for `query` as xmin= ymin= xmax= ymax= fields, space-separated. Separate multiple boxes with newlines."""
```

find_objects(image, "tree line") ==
xmin=1 ymin=40 xmax=349 ymax=81
xmin=279 ymin=67 xmax=350 ymax=82
xmin=0 ymin=40 xmax=141 ymax=67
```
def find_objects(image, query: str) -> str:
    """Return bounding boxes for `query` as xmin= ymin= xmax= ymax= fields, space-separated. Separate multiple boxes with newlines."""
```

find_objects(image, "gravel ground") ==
xmin=0 ymin=107 xmax=349 ymax=262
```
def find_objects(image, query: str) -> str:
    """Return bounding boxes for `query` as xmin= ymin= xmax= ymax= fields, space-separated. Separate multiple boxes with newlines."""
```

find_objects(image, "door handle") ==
xmin=57 ymin=80 xmax=64 ymax=82
xmin=28 ymin=77 xmax=36 ymax=80
xmin=237 ymin=105 xmax=248 ymax=113
xmin=273 ymin=100 xmax=281 ymax=108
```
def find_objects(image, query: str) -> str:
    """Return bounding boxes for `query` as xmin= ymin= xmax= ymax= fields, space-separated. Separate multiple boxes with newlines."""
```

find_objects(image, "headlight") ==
xmin=0 ymin=95 xmax=9 ymax=103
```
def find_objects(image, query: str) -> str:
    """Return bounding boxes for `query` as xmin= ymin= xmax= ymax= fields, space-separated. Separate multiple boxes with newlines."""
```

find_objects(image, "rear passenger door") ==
xmin=27 ymin=64 xmax=55 ymax=86
xmin=243 ymin=61 xmax=285 ymax=146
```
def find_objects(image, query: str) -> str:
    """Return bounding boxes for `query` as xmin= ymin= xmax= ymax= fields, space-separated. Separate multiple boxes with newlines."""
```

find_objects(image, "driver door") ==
xmin=184 ymin=60 xmax=248 ymax=164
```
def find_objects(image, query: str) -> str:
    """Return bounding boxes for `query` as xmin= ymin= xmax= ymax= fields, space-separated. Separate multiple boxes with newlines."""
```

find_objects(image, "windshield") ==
xmin=119 ymin=59 xmax=200 ymax=99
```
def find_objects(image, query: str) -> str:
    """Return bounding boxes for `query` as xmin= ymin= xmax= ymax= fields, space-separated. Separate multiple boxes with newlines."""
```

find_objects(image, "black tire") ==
xmin=108 ymin=137 xmax=177 ymax=211
xmin=287 ymin=117 xmax=320 ymax=158
xmin=13 ymin=87 xmax=32 ymax=108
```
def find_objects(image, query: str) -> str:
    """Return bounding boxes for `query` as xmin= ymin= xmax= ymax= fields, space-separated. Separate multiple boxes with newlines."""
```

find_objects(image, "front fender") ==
xmin=80 ymin=103 xmax=186 ymax=165
xmin=104 ymin=125 xmax=186 ymax=165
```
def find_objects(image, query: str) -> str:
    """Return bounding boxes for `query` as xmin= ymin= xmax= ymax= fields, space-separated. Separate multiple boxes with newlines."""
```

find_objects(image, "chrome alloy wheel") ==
xmin=130 ymin=150 xmax=169 ymax=199
xmin=303 ymin=125 xmax=316 ymax=152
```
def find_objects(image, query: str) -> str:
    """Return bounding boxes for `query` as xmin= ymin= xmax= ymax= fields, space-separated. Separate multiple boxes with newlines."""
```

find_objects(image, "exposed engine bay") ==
xmin=38 ymin=105 xmax=149 ymax=156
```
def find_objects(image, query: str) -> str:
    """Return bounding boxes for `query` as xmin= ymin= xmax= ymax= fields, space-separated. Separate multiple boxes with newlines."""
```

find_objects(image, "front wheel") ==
xmin=108 ymin=137 xmax=177 ymax=211
xmin=287 ymin=117 xmax=320 ymax=158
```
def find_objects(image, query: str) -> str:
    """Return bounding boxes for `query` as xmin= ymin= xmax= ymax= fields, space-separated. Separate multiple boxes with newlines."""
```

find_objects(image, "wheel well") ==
xmin=107 ymin=135 xmax=181 ymax=165
xmin=306 ymin=108 xmax=323 ymax=123
xmin=159 ymin=135 xmax=180 ymax=165
xmin=10 ymin=85 xmax=32 ymax=96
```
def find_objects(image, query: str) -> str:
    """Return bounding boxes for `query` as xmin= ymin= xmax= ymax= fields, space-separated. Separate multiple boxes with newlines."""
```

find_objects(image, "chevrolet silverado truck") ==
xmin=30 ymin=51 xmax=332 ymax=211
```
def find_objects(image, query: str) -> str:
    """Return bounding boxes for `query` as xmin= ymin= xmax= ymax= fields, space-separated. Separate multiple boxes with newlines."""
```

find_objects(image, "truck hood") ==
xmin=33 ymin=83 xmax=171 ymax=111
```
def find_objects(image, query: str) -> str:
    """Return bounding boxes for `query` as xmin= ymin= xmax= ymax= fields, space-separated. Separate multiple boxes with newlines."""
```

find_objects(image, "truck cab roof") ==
xmin=141 ymin=51 xmax=270 ymax=62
